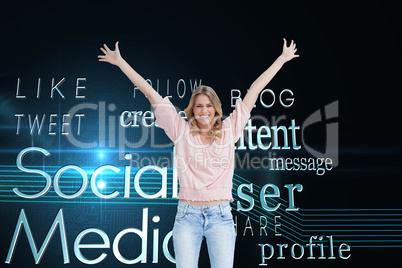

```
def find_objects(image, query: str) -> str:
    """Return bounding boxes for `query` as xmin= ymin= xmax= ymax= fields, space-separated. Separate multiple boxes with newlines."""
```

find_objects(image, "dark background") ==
xmin=0 ymin=1 xmax=401 ymax=267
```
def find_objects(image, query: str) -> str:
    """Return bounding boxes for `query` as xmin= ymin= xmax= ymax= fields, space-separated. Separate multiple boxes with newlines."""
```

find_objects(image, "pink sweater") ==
xmin=154 ymin=96 xmax=250 ymax=201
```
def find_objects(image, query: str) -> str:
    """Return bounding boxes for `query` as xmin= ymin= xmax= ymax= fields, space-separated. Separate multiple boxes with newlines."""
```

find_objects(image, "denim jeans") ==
xmin=172 ymin=201 xmax=236 ymax=268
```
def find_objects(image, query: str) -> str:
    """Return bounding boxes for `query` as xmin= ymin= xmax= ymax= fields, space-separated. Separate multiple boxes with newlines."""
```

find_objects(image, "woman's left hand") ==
xmin=281 ymin=38 xmax=300 ymax=62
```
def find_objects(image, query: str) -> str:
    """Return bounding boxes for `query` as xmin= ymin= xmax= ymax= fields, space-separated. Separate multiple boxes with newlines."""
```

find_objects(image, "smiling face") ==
xmin=192 ymin=94 xmax=217 ymax=129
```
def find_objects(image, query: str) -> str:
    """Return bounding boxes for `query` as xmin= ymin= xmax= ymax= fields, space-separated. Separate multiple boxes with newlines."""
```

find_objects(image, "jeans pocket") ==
xmin=220 ymin=210 xmax=233 ymax=222
xmin=175 ymin=211 xmax=188 ymax=221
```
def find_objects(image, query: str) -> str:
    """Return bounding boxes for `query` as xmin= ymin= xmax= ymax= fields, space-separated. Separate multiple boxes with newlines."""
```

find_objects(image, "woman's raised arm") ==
xmin=98 ymin=42 xmax=163 ymax=108
xmin=243 ymin=38 xmax=299 ymax=113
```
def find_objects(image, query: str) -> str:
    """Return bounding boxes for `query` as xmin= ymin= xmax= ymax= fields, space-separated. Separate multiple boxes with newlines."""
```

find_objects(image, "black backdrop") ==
xmin=0 ymin=2 xmax=401 ymax=267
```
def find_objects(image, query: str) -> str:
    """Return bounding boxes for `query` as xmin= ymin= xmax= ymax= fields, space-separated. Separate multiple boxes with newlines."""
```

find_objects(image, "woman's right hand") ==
xmin=98 ymin=41 xmax=122 ymax=66
xmin=98 ymin=41 xmax=163 ymax=107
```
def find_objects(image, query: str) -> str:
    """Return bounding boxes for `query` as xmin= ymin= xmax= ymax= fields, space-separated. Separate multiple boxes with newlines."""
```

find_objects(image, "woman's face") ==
xmin=192 ymin=94 xmax=216 ymax=128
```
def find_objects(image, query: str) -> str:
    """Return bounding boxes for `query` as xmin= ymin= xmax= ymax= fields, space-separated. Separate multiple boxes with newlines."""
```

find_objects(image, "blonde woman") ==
xmin=98 ymin=38 xmax=299 ymax=268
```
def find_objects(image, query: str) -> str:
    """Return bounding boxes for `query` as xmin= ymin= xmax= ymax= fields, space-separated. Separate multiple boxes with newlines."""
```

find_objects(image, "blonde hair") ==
xmin=184 ymin=85 xmax=223 ymax=140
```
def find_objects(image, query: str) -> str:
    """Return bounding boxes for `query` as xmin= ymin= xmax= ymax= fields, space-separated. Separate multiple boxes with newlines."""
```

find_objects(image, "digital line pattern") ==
xmin=1 ymin=164 xmax=401 ymax=248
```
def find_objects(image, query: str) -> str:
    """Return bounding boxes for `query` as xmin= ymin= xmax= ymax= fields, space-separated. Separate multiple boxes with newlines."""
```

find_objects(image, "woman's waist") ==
xmin=179 ymin=199 xmax=228 ymax=206
xmin=176 ymin=200 xmax=232 ymax=215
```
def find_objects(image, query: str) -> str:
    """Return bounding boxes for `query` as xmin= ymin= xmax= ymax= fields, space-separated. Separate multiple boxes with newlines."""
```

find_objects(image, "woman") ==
xmin=98 ymin=38 xmax=299 ymax=267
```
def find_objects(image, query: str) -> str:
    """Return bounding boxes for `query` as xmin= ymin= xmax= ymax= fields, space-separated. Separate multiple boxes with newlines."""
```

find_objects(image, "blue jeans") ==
xmin=172 ymin=201 xmax=236 ymax=268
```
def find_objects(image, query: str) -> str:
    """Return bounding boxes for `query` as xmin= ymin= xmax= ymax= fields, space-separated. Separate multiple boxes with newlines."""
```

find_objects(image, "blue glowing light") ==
xmin=98 ymin=181 xmax=105 ymax=189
